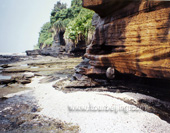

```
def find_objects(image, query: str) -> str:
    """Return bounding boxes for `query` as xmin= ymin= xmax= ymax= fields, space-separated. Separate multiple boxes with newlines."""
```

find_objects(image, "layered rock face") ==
xmin=81 ymin=0 xmax=170 ymax=79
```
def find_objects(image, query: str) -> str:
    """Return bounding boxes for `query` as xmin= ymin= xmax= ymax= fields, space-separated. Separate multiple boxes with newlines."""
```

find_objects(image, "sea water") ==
xmin=0 ymin=67 xmax=11 ymax=80
xmin=0 ymin=75 xmax=11 ymax=80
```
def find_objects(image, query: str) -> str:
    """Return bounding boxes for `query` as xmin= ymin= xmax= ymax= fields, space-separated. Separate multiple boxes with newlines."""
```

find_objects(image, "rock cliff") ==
xmin=80 ymin=0 xmax=170 ymax=80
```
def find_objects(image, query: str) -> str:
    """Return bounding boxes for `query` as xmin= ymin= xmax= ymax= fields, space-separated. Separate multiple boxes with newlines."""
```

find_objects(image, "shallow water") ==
xmin=0 ymin=66 xmax=11 ymax=80
xmin=0 ymin=75 xmax=11 ymax=80
xmin=20 ymin=64 xmax=38 ymax=69
xmin=20 ymin=64 xmax=28 ymax=67
xmin=30 ymin=66 xmax=38 ymax=69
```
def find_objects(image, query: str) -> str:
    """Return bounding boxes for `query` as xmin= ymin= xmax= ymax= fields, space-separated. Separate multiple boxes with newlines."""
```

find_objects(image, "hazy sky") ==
xmin=0 ymin=0 xmax=71 ymax=53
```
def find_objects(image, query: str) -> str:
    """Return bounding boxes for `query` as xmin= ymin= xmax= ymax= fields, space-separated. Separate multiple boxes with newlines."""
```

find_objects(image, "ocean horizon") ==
xmin=0 ymin=52 xmax=26 ymax=56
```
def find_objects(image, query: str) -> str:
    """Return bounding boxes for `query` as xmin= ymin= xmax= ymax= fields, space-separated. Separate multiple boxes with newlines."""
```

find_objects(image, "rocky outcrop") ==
xmin=26 ymin=49 xmax=57 ymax=57
xmin=26 ymin=50 xmax=41 ymax=56
xmin=83 ymin=0 xmax=134 ymax=17
xmin=26 ymin=33 xmax=91 ymax=57
xmin=81 ymin=0 xmax=170 ymax=80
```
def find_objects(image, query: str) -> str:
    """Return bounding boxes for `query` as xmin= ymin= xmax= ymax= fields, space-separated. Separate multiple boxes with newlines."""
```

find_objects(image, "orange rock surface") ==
xmin=83 ymin=0 xmax=170 ymax=79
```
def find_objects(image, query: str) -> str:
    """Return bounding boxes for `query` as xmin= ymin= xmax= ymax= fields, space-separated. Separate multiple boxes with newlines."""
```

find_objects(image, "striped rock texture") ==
xmin=82 ymin=0 xmax=170 ymax=79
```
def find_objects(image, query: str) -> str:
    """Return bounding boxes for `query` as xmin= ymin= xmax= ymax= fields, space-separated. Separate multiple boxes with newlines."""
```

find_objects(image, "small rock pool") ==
xmin=0 ymin=75 xmax=11 ymax=80
xmin=0 ymin=67 xmax=11 ymax=80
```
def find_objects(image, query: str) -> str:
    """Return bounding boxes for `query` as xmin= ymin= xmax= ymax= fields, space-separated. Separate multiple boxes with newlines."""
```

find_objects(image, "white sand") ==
xmin=26 ymin=77 xmax=170 ymax=133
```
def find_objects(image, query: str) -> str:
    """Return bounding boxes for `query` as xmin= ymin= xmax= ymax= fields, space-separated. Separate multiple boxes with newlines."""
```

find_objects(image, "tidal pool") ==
xmin=0 ymin=74 xmax=11 ymax=80
xmin=30 ymin=66 xmax=38 ymax=69
xmin=20 ymin=64 xmax=28 ymax=67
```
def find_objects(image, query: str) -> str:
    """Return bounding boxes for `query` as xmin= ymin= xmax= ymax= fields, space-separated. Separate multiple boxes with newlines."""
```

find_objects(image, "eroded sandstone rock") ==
xmin=83 ymin=0 xmax=134 ymax=17
xmin=82 ymin=0 xmax=170 ymax=79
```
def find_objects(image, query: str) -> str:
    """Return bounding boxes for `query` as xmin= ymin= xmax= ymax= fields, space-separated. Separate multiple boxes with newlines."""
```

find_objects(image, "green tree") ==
xmin=50 ymin=1 xmax=82 ymax=24
xmin=36 ymin=0 xmax=94 ymax=49
xmin=71 ymin=0 xmax=82 ymax=7
xmin=37 ymin=22 xmax=52 ymax=48
xmin=51 ymin=1 xmax=67 ymax=16
xmin=64 ymin=8 xmax=94 ymax=43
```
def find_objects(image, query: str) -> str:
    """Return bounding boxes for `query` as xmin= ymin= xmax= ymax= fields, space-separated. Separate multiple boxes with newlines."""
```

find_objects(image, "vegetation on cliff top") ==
xmin=37 ymin=22 xmax=52 ymax=49
xmin=64 ymin=8 xmax=94 ymax=43
xmin=35 ymin=0 xmax=94 ymax=49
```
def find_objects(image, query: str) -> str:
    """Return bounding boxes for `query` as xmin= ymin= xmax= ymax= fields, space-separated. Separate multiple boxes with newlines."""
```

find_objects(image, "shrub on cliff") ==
xmin=71 ymin=0 xmax=82 ymax=7
xmin=64 ymin=8 xmax=94 ymax=43
xmin=44 ymin=38 xmax=53 ymax=46
xmin=37 ymin=22 xmax=52 ymax=48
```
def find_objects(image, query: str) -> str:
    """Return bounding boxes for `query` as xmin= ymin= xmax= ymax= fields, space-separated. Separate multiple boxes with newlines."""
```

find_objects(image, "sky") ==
xmin=0 ymin=0 xmax=71 ymax=53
